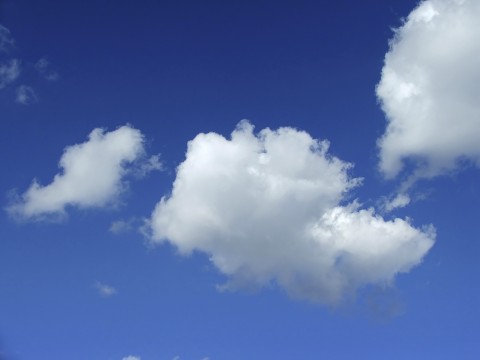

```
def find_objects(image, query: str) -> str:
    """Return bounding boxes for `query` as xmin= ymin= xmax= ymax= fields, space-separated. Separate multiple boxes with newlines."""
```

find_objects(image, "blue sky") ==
xmin=1 ymin=0 xmax=480 ymax=359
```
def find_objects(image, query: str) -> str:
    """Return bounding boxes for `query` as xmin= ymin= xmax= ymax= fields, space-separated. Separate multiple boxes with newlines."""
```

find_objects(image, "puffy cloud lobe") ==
xmin=122 ymin=356 xmax=141 ymax=360
xmin=149 ymin=122 xmax=435 ymax=304
xmin=8 ymin=126 xmax=145 ymax=220
xmin=377 ymin=0 xmax=480 ymax=180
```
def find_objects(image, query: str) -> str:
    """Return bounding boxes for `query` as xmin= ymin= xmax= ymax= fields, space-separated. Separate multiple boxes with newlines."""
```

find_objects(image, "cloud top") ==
xmin=377 ymin=0 xmax=480 ymax=182
xmin=8 ymin=125 xmax=146 ymax=221
xmin=149 ymin=121 xmax=435 ymax=304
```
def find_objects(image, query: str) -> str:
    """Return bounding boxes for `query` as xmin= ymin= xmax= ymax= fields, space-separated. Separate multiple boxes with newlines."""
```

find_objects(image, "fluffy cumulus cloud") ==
xmin=149 ymin=121 xmax=435 ymax=304
xmin=377 ymin=0 xmax=480 ymax=181
xmin=7 ymin=125 xmax=147 ymax=220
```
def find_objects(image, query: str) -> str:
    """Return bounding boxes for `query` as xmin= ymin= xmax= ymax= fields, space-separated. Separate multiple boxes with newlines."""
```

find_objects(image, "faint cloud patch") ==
xmin=122 ymin=356 xmax=140 ymax=360
xmin=0 ymin=25 xmax=14 ymax=53
xmin=361 ymin=286 xmax=405 ymax=322
xmin=133 ymin=154 xmax=163 ymax=178
xmin=94 ymin=281 xmax=117 ymax=298
xmin=15 ymin=85 xmax=38 ymax=105
xmin=35 ymin=57 xmax=59 ymax=81
xmin=0 ymin=24 xmax=59 ymax=102
xmin=110 ymin=218 xmax=136 ymax=234
xmin=0 ymin=59 xmax=20 ymax=89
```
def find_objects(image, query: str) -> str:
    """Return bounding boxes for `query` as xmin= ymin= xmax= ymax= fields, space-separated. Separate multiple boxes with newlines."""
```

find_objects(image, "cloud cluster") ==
xmin=149 ymin=122 xmax=435 ymax=304
xmin=35 ymin=57 xmax=59 ymax=81
xmin=7 ymin=125 xmax=147 ymax=220
xmin=0 ymin=24 xmax=60 ymax=104
xmin=377 ymin=0 xmax=480 ymax=182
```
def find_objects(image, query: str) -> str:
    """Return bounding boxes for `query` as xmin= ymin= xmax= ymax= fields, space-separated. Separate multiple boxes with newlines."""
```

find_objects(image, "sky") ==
xmin=1 ymin=0 xmax=480 ymax=359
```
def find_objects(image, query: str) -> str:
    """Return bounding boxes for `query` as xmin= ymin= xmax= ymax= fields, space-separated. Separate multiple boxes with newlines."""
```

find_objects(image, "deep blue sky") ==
xmin=1 ymin=1 xmax=479 ymax=359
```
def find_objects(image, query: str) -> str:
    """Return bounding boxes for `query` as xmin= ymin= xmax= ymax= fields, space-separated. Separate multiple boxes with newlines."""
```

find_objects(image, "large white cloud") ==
xmin=149 ymin=121 xmax=435 ymax=304
xmin=377 ymin=0 xmax=480 ymax=181
xmin=8 ymin=125 xmax=149 ymax=220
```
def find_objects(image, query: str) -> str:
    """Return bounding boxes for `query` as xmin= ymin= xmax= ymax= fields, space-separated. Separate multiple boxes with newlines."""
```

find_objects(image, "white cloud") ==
xmin=0 ymin=59 xmax=20 ymax=89
xmin=377 ymin=0 xmax=480 ymax=182
xmin=381 ymin=193 xmax=411 ymax=213
xmin=15 ymin=85 xmax=38 ymax=105
xmin=7 ymin=125 xmax=147 ymax=221
xmin=148 ymin=121 xmax=435 ymax=304
xmin=94 ymin=281 xmax=117 ymax=297
xmin=0 ymin=24 xmax=14 ymax=52
xmin=133 ymin=154 xmax=163 ymax=178
xmin=122 ymin=356 xmax=140 ymax=360
xmin=35 ymin=57 xmax=59 ymax=81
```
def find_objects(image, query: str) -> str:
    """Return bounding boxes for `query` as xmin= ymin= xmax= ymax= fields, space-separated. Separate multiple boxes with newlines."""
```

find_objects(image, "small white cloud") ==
xmin=382 ymin=193 xmax=411 ymax=212
xmin=109 ymin=218 xmax=135 ymax=234
xmin=0 ymin=59 xmax=20 ymax=89
xmin=95 ymin=281 xmax=117 ymax=298
xmin=7 ymin=125 xmax=147 ymax=221
xmin=35 ymin=57 xmax=59 ymax=81
xmin=0 ymin=24 xmax=14 ymax=52
xmin=377 ymin=0 xmax=480 ymax=184
xmin=15 ymin=85 xmax=38 ymax=105
xmin=122 ymin=356 xmax=140 ymax=360
xmin=134 ymin=153 xmax=163 ymax=178
xmin=148 ymin=121 xmax=435 ymax=305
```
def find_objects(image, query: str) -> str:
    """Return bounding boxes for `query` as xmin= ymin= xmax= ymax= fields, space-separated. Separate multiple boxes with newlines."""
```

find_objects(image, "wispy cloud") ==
xmin=121 ymin=356 xmax=140 ymax=360
xmin=377 ymin=0 xmax=480 ymax=186
xmin=148 ymin=121 xmax=435 ymax=305
xmin=15 ymin=85 xmax=38 ymax=105
xmin=7 ymin=125 xmax=149 ymax=221
xmin=133 ymin=154 xmax=163 ymax=178
xmin=381 ymin=193 xmax=411 ymax=213
xmin=110 ymin=218 xmax=136 ymax=234
xmin=95 ymin=281 xmax=117 ymax=298
xmin=0 ymin=59 xmax=20 ymax=89
xmin=35 ymin=57 xmax=59 ymax=81
xmin=0 ymin=25 xmax=14 ymax=53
